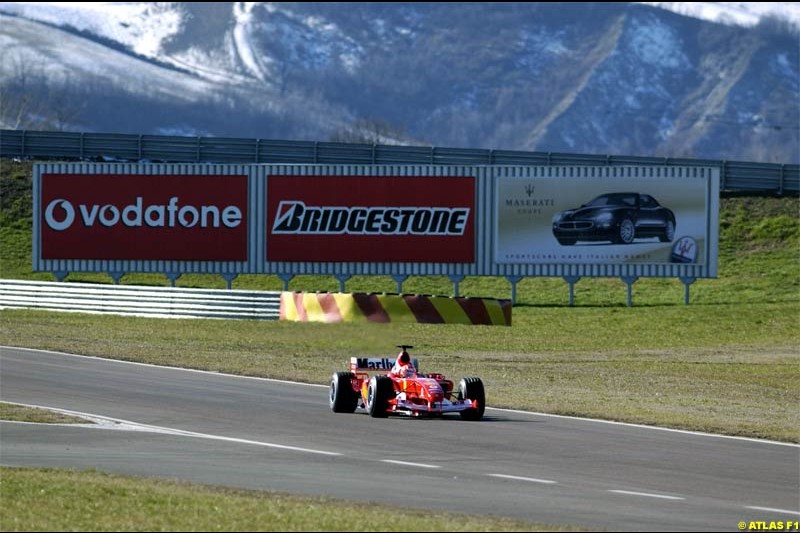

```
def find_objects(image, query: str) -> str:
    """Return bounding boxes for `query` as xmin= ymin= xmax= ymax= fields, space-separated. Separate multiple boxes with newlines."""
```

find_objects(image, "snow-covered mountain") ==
xmin=641 ymin=2 xmax=800 ymax=30
xmin=0 ymin=2 xmax=797 ymax=163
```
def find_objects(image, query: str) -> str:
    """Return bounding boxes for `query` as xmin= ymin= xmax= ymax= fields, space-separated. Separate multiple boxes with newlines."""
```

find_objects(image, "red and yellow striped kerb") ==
xmin=280 ymin=292 xmax=512 ymax=326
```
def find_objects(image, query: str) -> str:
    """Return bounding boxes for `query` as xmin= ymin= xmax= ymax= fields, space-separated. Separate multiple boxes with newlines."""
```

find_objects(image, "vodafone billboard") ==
xmin=40 ymin=174 xmax=247 ymax=261
xmin=266 ymin=175 xmax=475 ymax=263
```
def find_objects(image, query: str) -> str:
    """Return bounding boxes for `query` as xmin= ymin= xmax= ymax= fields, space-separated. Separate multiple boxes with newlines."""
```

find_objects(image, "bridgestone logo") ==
xmin=272 ymin=201 xmax=469 ymax=235
xmin=44 ymin=197 xmax=242 ymax=231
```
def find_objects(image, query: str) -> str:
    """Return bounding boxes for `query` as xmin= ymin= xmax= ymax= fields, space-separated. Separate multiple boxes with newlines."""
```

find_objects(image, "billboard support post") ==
xmin=680 ymin=276 xmax=696 ymax=305
xmin=109 ymin=271 xmax=125 ymax=285
xmin=449 ymin=275 xmax=465 ymax=297
xmin=506 ymin=275 xmax=523 ymax=304
xmin=564 ymin=276 xmax=581 ymax=306
xmin=165 ymin=273 xmax=182 ymax=287
xmin=391 ymin=275 xmax=408 ymax=293
xmin=53 ymin=271 xmax=68 ymax=282
xmin=221 ymin=273 xmax=238 ymax=290
xmin=278 ymin=274 xmax=294 ymax=291
xmin=621 ymin=276 xmax=639 ymax=307
xmin=335 ymin=274 xmax=351 ymax=293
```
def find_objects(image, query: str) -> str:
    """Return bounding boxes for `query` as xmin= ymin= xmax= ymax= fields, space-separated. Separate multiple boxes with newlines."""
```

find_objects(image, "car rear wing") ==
xmin=350 ymin=357 xmax=420 ymax=373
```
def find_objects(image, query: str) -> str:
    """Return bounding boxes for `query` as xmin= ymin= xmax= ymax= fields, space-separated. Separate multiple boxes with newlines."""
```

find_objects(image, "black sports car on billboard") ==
xmin=552 ymin=192 xmax=676 ymax=245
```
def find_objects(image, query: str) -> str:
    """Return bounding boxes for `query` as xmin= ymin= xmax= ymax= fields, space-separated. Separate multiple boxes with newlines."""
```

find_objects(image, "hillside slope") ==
xmin=1 ymin=3 xmax=797 ymax=162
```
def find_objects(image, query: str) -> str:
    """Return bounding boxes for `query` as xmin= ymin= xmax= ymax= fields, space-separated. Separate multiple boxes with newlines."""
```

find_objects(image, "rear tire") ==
xmin=330 ymin=372 xmax=358 ymax=413
xmin=366 ymin=375 xmax=393 ymax=418
xmin=659 ymin=220 xmax=675 ymax=242
xmin=458 ymin=377 xmax=485 ymax=421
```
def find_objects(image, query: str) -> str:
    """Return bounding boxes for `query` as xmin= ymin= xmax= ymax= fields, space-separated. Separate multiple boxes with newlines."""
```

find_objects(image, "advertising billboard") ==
xmin=40 ymin=173 xmax=248 ymax=261
xmin=495 ymin=175 xmax=709 ymax=265
xmin=266 ymin=175 xmax=475 ymax=263
xmin=32 ymin=164 xmax=717 ymax=284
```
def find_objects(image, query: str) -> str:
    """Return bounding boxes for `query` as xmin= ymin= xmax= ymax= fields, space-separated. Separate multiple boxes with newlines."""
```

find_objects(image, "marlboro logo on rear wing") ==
xmin=350 ymin=357 xmax=420 ymax=372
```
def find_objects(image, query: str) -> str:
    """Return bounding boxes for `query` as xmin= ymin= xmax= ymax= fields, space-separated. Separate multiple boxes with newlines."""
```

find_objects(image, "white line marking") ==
xmin=487 ymin=473 xmax=557 ymax=484
xmin=745 ymin=506 xmax=800 ymax=516
xmin=486 ymin=406 xmax=799 ymax=448
xmin=2 ymin=401 xmax=341 ymax=457
xmin=0 ymin=346 xmax=328 ymax=388
xmin=381 ymin=459 xmax=441 ymax=469
xmin=4 ymin=346 xmax=798 ymax=448
xmin=608 ymin=489 xmax=685 ymax=501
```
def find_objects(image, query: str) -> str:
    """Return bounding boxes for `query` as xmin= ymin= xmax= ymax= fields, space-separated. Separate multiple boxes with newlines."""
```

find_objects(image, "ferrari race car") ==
xmin=329 ymin=345 xmax=485 ymax=420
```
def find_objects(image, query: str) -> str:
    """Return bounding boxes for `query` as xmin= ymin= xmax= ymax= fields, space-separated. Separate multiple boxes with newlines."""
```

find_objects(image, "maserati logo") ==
xmin=503 ymin=181 xmax=554 ymax=213
xmin=670 ymin=236 xmax=698 ymax=263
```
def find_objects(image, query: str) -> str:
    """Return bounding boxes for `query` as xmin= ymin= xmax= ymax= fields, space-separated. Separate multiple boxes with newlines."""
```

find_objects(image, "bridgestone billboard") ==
xmin=33 ymin=163 xmax=719 ymax=279
xmin=266 ymin=175 xmax=474 ymax=263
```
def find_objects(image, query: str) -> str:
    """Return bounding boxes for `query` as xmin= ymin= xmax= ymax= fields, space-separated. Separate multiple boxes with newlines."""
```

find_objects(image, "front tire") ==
xmin=330 ymin=372 xmax=358 ymax=413
xmin=615 ymin=218 xmax=635 ymax=244
xmin=366 ymin=376 xmax=393 ymax=418
xmin=458 ymin=377 xmax=485 ymax=421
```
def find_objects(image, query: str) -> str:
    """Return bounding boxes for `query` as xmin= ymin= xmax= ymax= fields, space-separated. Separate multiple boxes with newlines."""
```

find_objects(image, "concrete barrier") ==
xmin=280 ymin=292 xmax=511 ymax=326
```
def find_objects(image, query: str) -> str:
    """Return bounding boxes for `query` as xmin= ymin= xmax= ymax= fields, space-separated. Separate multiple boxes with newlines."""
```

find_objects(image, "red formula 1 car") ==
xmin=329 ymin=345 xmax=485 ymax=420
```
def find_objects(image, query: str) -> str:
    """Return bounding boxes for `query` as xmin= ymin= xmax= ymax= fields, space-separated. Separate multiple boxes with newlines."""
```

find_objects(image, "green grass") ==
xmin=0 ymin=467 xmax=575 ymax=532
xmin=0 ymin=402 xmax=87 ymax=424
xmin=1 ymin=159 xmax=799 ymax=441
xmin=1 ymin=160 xmax=798 ymax=531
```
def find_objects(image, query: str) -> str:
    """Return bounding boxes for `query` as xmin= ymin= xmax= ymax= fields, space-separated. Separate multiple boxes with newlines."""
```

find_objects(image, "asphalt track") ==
xmin=1 ymin=346 xmax=798 ymax=531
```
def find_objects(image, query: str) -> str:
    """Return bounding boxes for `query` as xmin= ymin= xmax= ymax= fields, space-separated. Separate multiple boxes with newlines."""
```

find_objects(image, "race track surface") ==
xmin=1 ymin=347 xmax=797 ymax=531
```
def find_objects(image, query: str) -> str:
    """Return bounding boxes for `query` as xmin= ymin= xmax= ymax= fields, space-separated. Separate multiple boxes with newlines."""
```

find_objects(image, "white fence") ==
xmin=0 ymin=280 xmax=281 ymax=320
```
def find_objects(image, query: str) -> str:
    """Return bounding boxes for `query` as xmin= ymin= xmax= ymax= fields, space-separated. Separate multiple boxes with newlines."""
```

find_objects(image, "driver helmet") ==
xmin=395 ymin=351 xmax=415 ymax=376
xmin=397 ymin=351 xmax=411 ymax=366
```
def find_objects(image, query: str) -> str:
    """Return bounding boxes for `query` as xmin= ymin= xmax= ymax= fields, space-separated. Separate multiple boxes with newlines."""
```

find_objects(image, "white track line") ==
xmin=485 ymin=407 xmax=799 ymax=448
xmin=745 ymin=506 xmax=800 ymax=516
xmin=487 ymin=473 xmax=557 ymax=484
xmin=381 ymin=459 xmax=441 ymax=469
xmin=486 ymin=407 xmax=800 ymax=448
xmin=0 ymin=346 xmax=328 ymax=388
xmin=2 ymin=401 xmax=341 ymax=457
xmin=3 ymin=346 xmax=798 ymax=447
xmin=608 ymin=489 xmax=685 ymax=501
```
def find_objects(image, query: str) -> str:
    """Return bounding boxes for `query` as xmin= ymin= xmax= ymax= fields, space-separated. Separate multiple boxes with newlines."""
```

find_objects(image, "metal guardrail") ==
xmin=0 ymin=279 xmax=281 ymax=320
xmin=1 ymin=130 xmax=797 ymax=194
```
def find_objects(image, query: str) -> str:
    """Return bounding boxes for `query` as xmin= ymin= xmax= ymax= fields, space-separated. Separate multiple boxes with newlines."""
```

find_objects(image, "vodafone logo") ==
xmin=44 ymin=199 xmax=76 ymax=231
xmin=43 ymin=197 xmax=243 ymax=231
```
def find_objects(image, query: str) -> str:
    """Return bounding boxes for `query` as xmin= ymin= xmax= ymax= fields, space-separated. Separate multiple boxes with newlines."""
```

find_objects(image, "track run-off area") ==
xmin=1 ymin=346 xmax=798 ymax=531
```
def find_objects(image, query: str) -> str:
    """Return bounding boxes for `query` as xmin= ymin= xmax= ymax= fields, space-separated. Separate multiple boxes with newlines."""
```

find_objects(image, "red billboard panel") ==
xmin=267 ymin=175 xmax=475 ymax=263
xmin=41 ymin=174 xmax=247 ymax=261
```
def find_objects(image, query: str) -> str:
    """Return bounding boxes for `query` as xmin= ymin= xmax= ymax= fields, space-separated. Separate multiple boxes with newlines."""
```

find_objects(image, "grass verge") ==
xmin=0 ymin=402 xmax=87 ymax=424
xmin=0 ymin=467 xmax=577 ymax=532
